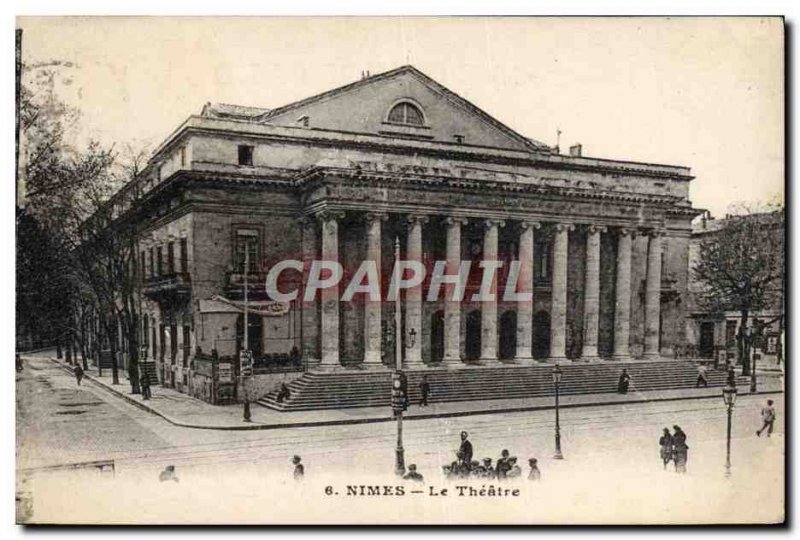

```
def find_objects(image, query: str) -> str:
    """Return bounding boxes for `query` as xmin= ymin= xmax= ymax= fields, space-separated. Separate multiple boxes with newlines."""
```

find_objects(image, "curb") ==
xmin=47 ymin=358 xmax=784 ymax=432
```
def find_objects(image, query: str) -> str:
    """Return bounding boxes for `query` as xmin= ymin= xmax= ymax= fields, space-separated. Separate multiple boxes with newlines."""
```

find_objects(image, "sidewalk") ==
xmin=42 ymin=355 xmax=784 ymax=432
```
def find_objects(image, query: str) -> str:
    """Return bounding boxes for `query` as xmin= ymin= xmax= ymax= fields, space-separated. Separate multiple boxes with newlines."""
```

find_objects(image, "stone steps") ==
xmin=257 ymin=360 xmax=742 ymax=411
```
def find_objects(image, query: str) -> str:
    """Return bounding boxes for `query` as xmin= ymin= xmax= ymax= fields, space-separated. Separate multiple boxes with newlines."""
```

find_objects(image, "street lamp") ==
xmin=393 ymin=236 xmax=405 ymax=476
xmin=241 ymin=238 xmax=253 ymax=422
xmin=552 ymin=364 xmax=564 ymax=460
xmin=722 ymin=383 xmax=738 ymax=478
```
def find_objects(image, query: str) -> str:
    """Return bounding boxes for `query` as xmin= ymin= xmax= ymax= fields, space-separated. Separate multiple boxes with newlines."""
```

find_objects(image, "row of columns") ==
xmin=308 ymin=211 xmax=665 ymax=369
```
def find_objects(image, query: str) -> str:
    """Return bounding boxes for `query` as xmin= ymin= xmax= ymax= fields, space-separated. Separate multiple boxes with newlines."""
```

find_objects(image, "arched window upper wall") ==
xmin=386 ymin=100 xmax=426 ymax=126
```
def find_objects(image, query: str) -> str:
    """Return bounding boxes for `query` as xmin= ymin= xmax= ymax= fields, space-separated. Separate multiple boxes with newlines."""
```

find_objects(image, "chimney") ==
xmin=569 ymin=143 xmax=582 ymax=157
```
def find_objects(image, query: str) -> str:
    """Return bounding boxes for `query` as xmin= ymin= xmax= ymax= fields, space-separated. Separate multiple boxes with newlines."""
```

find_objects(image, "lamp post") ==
xmin=241 ymin=238 xmax=253 ymax=422
xmin=722 ymin=383 xmax=738 ymax=478
xmin=393 ymin=236 xmax=405 ymax=476
xmin=553 ymin=364 xmax=564 ymax=460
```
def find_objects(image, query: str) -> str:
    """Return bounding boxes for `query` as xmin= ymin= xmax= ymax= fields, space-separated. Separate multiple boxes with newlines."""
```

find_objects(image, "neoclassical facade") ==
xmin=108 ymin=66 xmax=698 ymax=396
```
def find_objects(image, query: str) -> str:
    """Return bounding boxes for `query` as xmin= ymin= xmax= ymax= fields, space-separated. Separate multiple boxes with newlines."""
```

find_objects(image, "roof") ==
xmin=201 ymin=102 xmax=270 ymax=121
xmin=199 ymin=65 xmax=551 ymax=152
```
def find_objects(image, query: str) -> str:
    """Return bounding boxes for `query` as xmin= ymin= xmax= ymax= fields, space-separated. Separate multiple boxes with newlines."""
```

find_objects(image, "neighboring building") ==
xmin=104 ymin=65 xmax=699 ymax=402
xmin=686 ymin=211 xmax=785 ymax=365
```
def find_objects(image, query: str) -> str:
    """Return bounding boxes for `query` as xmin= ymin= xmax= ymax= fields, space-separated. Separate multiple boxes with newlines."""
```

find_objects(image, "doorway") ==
xmin=430 ymin=310 xmax=444 ymax=363
xmin=499 ymin=310 xmax=517 ymax=360
xmin=466 ymin=310 xmax=481 ymax=361
xmin=699 ymin=321 xmax=715 ymax=358
xmin=533 ymin=310 xmax=551 ymax=359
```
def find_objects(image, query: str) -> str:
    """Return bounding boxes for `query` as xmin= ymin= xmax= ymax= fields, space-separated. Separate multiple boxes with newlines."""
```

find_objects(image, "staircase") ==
xmin=258 ymin=360 xmax=745 ymax=412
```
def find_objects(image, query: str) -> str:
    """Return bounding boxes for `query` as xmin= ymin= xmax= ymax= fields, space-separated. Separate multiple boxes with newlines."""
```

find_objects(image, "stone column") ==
xmin=318 ymin=210 xmax=344 ymax=367
xmin=643 ymin=230 xmax=664 ymax=359
xmin=581 ymin=225 xmax=606 ymax=361
xmin=515 ymin=221 xmax=539 ymax=362
xmin=299 ymin=217 xmax=320 ymax=365
xmin=480 ymin=219 xmax=505 ymax=362
xmin=612 ymin=228 xmax=634 ymax=360
xmin=550 ymin=223 xmax=574 ymax=362
xmin=443 ymin=216 xmax=468 ymax=365
xmin=405 ymin=214 xmax=428 ymax=366
xmin=363 ymin=212 xmax=387 ymax=367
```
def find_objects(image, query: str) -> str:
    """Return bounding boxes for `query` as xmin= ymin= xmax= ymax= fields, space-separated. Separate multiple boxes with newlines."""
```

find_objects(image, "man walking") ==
xmin=756 ymin=399 xmax=776 ymax=437
xmin=459 ymin=431 xmax=473 ymax=469
xmin=695 ymin=363 xmax=708 ymax=388
xmin=140 ymin=370 xmax=151 ymax=400
xmin=419 ymin=375 xmax=430 ymax=407
xmin=73 ymin=363 xmax=84 ymax=386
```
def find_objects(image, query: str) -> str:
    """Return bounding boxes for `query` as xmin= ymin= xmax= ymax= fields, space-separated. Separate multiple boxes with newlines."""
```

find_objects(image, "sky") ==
xmin=17 ymin=16 xmax=784 ymax=217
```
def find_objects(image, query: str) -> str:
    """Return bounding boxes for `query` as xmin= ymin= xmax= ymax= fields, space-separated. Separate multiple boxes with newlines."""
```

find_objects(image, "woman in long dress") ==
xmin=659 ymin=428 xmax=673 ymax=470
xmin=672 ymin=425 xmax=689 ymax=473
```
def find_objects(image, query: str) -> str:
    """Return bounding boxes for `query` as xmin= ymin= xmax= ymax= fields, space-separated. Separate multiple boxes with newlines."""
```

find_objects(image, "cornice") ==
xmin=296 ymin=166 xmax=692 ymax=208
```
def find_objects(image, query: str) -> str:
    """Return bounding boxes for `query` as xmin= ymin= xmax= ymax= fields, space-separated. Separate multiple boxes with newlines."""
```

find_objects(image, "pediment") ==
xmin=264 ymin=66 xmax=548 ymax=153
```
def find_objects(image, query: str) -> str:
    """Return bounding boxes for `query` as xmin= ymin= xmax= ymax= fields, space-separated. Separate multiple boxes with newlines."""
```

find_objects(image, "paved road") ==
xmin=17 ymin=356 xmax=784 ymax=524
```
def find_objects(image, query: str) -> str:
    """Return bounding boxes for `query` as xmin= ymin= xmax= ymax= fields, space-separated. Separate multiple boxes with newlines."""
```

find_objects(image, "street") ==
xmin=17 ymin=356 xmax=784 ymax=524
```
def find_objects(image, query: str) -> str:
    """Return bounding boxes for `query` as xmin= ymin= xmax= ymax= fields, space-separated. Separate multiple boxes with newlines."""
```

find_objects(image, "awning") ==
xmin=198 ymin=295 xmax=291 ymax=316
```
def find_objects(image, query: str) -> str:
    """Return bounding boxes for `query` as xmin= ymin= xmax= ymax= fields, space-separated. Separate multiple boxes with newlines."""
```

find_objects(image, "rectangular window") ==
xmin=167 ymin=241 xmax=175 ymax=274
xmin=235 ymin=229 xmax=260 ymax=273
xmin=170 ymin=324 xmax=178 ymax=364
xmin=534 ymin=243 xmax=551 ymax=283
xmin=725 ymin=320 xmax=737 ymax=348
xmin=149 ymin=248 xmax=155 ymax=277
xmin=180 ymin=147 xmax=186 ymax=167
xmin=143 ymin=316 xmax=149 ymax=358
xmin=157 ymin=247 xmax=164 ymax=276
xmin=152 ymin=326 xmax=157 ymax=361
xmin=182 ymin=325 xmax=190 ymax=367
xmin=238 ymin=145 xmax=254 ymax=166
xmin=179 ymin=238 xmax=188 ymax=273
xmin=159 ymin=324 xmax=166 ymax=362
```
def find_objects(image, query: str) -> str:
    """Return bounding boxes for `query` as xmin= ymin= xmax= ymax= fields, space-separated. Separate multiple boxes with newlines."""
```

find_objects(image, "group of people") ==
xmin=658 ymin=425 xmax=690 ymax=473
xmin=441 ymin=431 xmax=541 ymax=481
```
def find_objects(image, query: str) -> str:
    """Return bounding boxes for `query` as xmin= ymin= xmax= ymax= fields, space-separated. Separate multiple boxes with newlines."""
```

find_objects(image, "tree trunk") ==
xmin=56 ymin=338 xmax=63 ymax=359
xmin=109 ymin=318 xmax=120 ymax=385
xmin=65 ymin=338 xmax=73 ymax=365
xmin=79 ymin=318 xmax=89 ymax=371
xmin=738 ymin=310 xmax=750 ymax=376
xmin=126 ymin=315 xmax=141 ymax=394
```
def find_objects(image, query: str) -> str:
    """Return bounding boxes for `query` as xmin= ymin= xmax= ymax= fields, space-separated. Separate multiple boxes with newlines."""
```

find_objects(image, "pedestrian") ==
xmin=292 ymin=455 xmax=304 ymax=480
xmin=276 ymin=383 xmax=291 ymax=403
xmin=496 ymin=449 xmax=511 ymax=480
xmin=140 ymin=370 xmax=151 ymax=400
xmin=756 ymin=399 xmax=776 ymax=438
xmin=15 ymin=353 xmax=23 ymax=372
xmin=528 ymin=458 xmax=542 ymax=481
xmin=73 ymin=363 xmax=84 ymax=386
xmin=506 ymin=457 xmax=522 ymax=478
xmin=159 ymin=465 xmax=179 ymax=482
xmin=469 ymin=460 xmax=483 ymax=477
xmin=672 ymin=425 xmax=689 ymax=473
xmin=659 ymin=427 xmax=673 ymax=469
xmin=403 ymin=463 xmax=424 ymax=482
xmin=419 ymin=375 xmax=430 ymax=407
xmin=617 ymin=369 xmax=631 ymax=394
xmin=482 ymin=458 xmax=496 ymax=479
xmin=695 ymin=363 xmax=708 ymax=388
xmin=459 ymin=431 xmax=473 ymax=468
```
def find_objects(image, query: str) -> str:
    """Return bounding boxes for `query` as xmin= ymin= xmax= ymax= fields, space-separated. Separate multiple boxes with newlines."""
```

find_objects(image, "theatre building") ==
xmin=112 ymin=65 xmax=700 ymax=405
